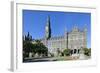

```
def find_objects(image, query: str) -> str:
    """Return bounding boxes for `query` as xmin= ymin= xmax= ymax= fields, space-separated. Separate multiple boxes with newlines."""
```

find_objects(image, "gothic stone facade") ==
xmin=40 ymin=17 xmax=87 ymax=56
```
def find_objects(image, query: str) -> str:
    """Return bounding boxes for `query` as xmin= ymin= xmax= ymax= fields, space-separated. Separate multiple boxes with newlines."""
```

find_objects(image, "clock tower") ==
xmin=45 ymin=16 xmax=51 ymax=40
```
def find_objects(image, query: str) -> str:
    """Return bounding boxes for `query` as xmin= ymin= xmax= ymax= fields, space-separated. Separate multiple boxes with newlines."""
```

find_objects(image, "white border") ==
xmin=11 ymin=1 xmax=97 ymax=72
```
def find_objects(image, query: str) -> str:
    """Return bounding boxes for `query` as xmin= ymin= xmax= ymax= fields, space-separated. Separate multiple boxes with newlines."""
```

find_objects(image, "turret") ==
xmin=64 ymin=27 xmax=68 ymax=49
xmin=83 ymin=24 xmax=87 ymax=48
xmin=64 ymin=27 xmax=67 ymax=37
xmin=84 ymin=24 xmax=87 ymax=32
xmin=73 ymin=24 xmax=79 ymax=32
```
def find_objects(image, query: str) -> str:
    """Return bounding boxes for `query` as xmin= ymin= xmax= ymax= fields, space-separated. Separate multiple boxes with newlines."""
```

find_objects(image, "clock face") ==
xmin=46 ymin=26 xmax=48 ymax=31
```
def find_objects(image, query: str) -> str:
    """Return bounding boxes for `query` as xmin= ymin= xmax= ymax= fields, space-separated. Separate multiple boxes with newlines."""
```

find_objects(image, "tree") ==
xmin=23 ymin=40 xmax=33 ymax=58
xmin=23 ymin=32 xmax=33 ymax=58
xmin=63 ymin=49 xmax=71 ymax=56
xmin=23 ymin=32 xmax=48 ymax=59
xmin=31 ymin=40 xmax=48 ymax=57
xmin=83 ymin=48 xmax=91 ymax=56
xmin=88 ymin=48 xmax=91 ymax=56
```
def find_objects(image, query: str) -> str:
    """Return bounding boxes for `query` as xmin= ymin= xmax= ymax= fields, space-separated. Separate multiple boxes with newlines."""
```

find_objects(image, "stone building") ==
xmin=34 ymin=16 xmax=87 ymax=56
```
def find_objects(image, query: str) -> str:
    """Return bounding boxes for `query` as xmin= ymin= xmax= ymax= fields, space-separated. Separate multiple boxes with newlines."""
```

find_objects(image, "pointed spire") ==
xmin=45 ymin=15 xmax=51 ymax=40
xmin=27 ymin=32 xmax=30 ymax=37
xmin=73 ymin=24 xmax=78 ymax=32
xmin=46 ymin=15 xmax=50 ymax=26
xmin=47 ymin=15 xmax=50 ymax=21
xmin=64 ymin=27 xmax=67 ymax=37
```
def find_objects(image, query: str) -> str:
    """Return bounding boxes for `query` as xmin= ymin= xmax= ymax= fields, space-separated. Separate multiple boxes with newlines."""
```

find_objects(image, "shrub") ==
xmin=83 ymin=48 xmax=91 ymax=56
xmin=63 ymin=49 xmax=71 ymax=56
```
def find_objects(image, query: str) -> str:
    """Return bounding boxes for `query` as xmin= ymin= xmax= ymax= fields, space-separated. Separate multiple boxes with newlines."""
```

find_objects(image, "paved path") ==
xmin=23 ymin=56 xmax=91 ymax=63
xmin=23 ymin=56 xmax=73 ymax=62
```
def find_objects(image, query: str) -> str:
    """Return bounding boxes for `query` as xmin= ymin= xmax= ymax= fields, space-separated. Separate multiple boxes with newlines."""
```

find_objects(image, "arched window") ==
xmin=78 ymin=49 xmax=80 ymax=54
xmin=74 ymin=49 xmax=77 ymax=54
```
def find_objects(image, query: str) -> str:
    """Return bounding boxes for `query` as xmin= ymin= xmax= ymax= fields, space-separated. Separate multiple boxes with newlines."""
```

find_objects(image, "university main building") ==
xmin=35 ymin=16 xmax=87 ymax=56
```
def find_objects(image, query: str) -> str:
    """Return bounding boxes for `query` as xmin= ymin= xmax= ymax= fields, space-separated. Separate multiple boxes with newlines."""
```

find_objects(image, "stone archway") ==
xmin=74 ymin=49 xmax=77 ymax=54
xmin=78 ymin=49 xmax=80 ymax=54
xmin=70 ymin=50 xmax=73 ymax=55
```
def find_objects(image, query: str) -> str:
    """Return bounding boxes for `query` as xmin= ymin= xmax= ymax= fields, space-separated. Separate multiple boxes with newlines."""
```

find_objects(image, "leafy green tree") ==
xmin=23 ymin=40 xmax=33 ymax=58
xmin=23 ymin=32 xmax=33 ymax=58
xmin=83 ymin=48 xmax=91 ymax=56
xmin=23 ymin=32 xmax=48 ymax=58
xmin=63 ymin=49 xmax=71 ymax=56
xmin=31 ymin=40 xmax=48 ymax=57
xmin=88 ymin=48 xmax=91 ymax=56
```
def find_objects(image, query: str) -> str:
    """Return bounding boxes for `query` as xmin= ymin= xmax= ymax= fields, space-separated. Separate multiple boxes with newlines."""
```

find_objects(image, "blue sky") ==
xmin=23 ymin=10 xmax=91 ymax=48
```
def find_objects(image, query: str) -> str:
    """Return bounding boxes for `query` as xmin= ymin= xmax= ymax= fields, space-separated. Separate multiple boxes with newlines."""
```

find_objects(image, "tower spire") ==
xmin=73 ymin=24 xmax=79 ymax=32
xmin=45 ymin=16 xmax=51 ymax=40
